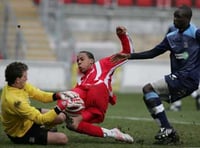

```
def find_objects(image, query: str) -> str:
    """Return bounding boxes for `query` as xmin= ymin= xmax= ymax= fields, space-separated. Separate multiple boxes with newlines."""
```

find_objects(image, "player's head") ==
xmin=173 ymin=5 xmax=192 ymax=32
xmin=77 ymin=51 xmax=95 ymax=74
xmin=5 ymin=62 xmax=28 ymax=88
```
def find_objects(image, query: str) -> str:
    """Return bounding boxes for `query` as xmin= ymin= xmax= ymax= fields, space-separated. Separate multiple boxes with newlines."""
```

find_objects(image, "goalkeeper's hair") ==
xmin=79 ymin=51 xmax=95 ymax=61
xmin=5 ymin=62 xmax=28 ymax=86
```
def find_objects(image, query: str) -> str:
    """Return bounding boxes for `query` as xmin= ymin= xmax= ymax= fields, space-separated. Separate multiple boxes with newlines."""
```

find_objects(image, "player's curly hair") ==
xmin=5 ymin=62 xmax=28 ymax=86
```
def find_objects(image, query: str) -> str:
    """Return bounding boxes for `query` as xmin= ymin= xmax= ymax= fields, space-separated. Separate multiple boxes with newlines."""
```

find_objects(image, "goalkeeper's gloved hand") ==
xmin=62 ymin=91 xmax=79 ymax=99
xmin=65 ymin=97 xmax=85 ymax=116
xmin=66 ymin=97 xmax=85 ymax=111
xmin=54 ymin=99 xmax=69 ymax=114
xmin=70 ymin=97 xmax=84 ymax=106
xmin=53 ymin=91 xmax=79 ymax=101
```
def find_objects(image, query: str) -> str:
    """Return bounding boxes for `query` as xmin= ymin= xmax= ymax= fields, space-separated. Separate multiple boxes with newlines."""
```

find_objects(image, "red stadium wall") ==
xmin=33 ymin=0 xmax=200 ymax=8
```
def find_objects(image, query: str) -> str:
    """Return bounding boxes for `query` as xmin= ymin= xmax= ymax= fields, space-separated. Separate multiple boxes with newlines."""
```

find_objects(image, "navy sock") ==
xmin=145 ymin=92 xmax=171 ymax=128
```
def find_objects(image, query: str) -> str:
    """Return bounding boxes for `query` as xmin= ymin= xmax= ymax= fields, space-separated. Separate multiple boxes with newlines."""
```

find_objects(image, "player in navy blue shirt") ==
xmin=166 ymin=25 xmax=200 ymax=111
xmin=166 ymin=25 xmax=177 ymax=34
xmin=111 ymin=5 xmax=200 ymax=144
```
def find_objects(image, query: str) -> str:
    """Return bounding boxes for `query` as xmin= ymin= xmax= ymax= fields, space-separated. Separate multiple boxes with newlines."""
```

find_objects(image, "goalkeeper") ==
xmin=0 ymin=62 xmax=80 ymax=145
xmin=65 ymin=26 xmax=134 ymax=143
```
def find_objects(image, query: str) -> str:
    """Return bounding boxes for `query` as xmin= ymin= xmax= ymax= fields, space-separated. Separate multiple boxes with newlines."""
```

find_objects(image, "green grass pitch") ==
xmin=0 ymin=93 xmax=200 ymax=148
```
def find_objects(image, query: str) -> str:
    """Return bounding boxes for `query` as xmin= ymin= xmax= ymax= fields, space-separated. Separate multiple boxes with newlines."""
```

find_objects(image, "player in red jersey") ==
xmin=65 ymin=26 xmax=134 ymax=143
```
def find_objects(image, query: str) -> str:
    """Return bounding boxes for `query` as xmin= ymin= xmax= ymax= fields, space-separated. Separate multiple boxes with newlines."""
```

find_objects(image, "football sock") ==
xmin=77 ymin=121 xmax=104 ymax=137
xmin=152 ymin=109 xmax=171 ymax=128
xmin=156 ymin=111 xmax=171 ymax=128
xmin=153 ymin=99 xmax=171 ymax=128
xmin=101 ymin=128 xmax=114 ymax=137
xmin=151 ymin=114 xmax=161 ymax=127
xmin=144 ymin=92 xmax=171 ymax=128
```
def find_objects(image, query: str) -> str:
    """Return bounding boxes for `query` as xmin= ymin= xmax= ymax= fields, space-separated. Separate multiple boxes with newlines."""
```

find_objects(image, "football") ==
xmin=64 ymin=97 xmax=85 ymax=117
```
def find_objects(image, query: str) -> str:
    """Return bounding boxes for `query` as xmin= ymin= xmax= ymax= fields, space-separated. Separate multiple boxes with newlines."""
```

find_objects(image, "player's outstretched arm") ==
xmin=110 ymin=53 xmax=131 ymax=63
xmin=116 ymin=26 xmax=127 ymax=35
xmin=116 ymin=26 xmax=134 ymax=54
xmin=110 ymin=26 xmax=133 ymax=63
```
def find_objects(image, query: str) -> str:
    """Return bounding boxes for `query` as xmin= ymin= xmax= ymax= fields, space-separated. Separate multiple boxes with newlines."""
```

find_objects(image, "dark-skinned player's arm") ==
xmin=111 ymin=37 xmax=168 ymax=63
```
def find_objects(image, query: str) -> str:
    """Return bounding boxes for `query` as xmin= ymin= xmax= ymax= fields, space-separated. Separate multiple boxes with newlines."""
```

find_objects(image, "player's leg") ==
xmin=7 ymin=123 xmax=68 ymax=145
xmin=66 ymin=83 xmax=133 ymax=143
xmin=143 ymin=80 xmax=172 ymax=129
xmin=74 ymin=119 xmax=134 ymax=143
xmin=36 ymin=123 xmax=68 ymax=145
xmin=37 ymin=110 xmax=68 ymax=144
xmin=142 ymin=79 xmax=179 ymax=144
xmin=66 ymin=83 xmax=108 ymax=137
xmin=47 ymin=131 xmax=68 ymax=145
xmin=66 ymin=113 xmax=133 ymax=143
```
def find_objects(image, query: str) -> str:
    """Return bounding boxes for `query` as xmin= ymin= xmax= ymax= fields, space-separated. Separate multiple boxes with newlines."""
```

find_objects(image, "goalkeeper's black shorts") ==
xmin=7 ymin=123 xmax=48 ymax=145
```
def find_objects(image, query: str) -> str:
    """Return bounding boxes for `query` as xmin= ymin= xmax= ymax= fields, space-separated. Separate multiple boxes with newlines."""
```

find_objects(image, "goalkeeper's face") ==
xmin=14 ymin=71 xmax=27 ymax=89
xmin=77 ymin=53 xmax=94 ymax=74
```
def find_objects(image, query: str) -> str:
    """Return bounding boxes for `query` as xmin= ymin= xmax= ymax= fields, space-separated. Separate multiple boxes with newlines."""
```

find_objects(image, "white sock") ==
xmin=101 ymin=128 xmax=114 ymax=137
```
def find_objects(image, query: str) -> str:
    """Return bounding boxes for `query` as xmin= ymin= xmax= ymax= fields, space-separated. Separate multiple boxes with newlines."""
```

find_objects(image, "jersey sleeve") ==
xmin=14 ymin=100 xmax=57 ymax=125
xmin=25 ymin=83 xmax=54 ymax=103
xmin=101 ymin=32 xmax=135 ymax=67
xmin=129 ymin=37 xmax=169 ymax=59
xmin=117 ymin=32 xmax=134 ymax=54
xmin=195 ymin=28 xmax=200 ymax=42
xmin=92 ymin=31 xmax=135 ymax=69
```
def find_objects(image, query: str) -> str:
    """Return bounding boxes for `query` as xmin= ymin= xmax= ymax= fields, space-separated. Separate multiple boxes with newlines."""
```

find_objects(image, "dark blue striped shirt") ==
xmin=129 ymin=24 xmax=200 ymax=89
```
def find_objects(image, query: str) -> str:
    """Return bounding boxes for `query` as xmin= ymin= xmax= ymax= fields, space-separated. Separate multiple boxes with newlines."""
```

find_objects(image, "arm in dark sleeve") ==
xmin=195 ymin=28 xmax=200 ymax=42
xmin=129 ymin=37 xmax=169 ymax=59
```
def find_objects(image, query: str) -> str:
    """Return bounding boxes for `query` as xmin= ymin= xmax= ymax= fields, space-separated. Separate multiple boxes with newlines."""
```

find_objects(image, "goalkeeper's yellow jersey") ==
xmin=0 ymin=83 xmax=58 ymax=137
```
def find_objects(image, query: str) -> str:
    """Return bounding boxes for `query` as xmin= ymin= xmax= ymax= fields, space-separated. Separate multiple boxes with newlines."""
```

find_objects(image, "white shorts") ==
xmin=151 ymin=78 xmax=170 ymax=102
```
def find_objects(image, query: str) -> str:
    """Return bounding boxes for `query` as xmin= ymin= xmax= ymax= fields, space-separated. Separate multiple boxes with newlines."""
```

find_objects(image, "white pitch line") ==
xmin=107 ymin=116 xmax=200 ymax=126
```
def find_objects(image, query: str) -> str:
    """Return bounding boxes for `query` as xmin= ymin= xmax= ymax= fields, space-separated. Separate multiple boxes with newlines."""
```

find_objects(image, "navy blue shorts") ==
xmin=165 ymin=74 xmax=198 ymax=102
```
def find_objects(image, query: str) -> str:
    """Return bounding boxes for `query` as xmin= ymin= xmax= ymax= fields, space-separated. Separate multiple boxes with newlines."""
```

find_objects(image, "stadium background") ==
xmin=0 ymin=1 xmax=200 ymax=147
xmin=0 ymin=0 xmax=200 ymax=92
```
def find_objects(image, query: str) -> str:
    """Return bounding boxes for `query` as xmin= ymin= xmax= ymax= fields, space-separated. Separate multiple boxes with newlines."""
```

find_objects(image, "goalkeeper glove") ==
xmin=53 ymin=91 xmax=79 ymax=101
xmin=62 ymin=91 xmax=79 ymax=99
xmin=66 ymin=97 xmax=85 ymax=112
xmin=64 ymin=97 xmax=85 ymax=116
xmin=54 ymin=99 xmax=69 ymax=114
xmin=54 ymin=97 xmax=85 ymax=114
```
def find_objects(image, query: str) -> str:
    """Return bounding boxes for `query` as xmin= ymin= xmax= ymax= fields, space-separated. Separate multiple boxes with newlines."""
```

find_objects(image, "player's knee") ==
xmin=66 ymin=120 xmax=75 ymax=131
xmin=66 ymin=122 xmax=75 ymax=131
xmin=145 ymin=98 xmax=157 ymax=108
xmin=143 ymin=91 xmax=161 ymax=109
xmin=58 ymin=133 xmax=68 ymax=144
xmin=48 ymin=132 xmax=68 ymax=145
xmin=66 ymin=116 xmax=80 ymax=131
xmin=142 ymin=83 xmax=154 ymax=94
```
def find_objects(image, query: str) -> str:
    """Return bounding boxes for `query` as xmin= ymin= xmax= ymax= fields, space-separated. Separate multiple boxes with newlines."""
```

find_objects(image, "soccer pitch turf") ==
xmin=0 ymin=93 xmax=200 ymax=148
